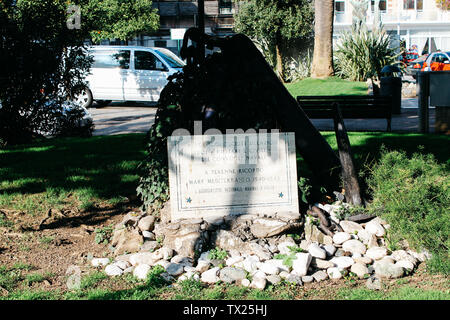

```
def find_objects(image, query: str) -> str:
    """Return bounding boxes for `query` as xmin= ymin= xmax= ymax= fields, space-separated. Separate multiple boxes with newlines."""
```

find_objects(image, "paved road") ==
xmin=89 ymin=102 xmax=157 ymax=136
xmin=90 ymin=98 xmax=435 ymax=135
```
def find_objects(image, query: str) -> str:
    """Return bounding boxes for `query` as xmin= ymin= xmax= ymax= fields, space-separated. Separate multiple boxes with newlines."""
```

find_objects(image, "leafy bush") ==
xmin=334 ymin=26 xmax=399 ymax=82
xmin=0 ymin=1 xmax=92 ymax=146
xmin=367 ymin=148 xmax=449 ymax=274
xmin=284 ymin=49 xmax=313 ymax=83
xmin=208 ymin=247 xmax=228 ymax=261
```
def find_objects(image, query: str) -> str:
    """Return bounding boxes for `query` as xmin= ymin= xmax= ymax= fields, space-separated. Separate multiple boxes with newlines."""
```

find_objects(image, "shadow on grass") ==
xmin=0 ymin=134 xmax=147 ymax=200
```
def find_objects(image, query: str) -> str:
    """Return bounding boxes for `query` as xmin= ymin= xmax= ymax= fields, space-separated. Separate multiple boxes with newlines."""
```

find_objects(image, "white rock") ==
xmin=302 ymin=276 xmax=314 ymax=283
xmin=138 ymin=215 xmax=156 ymax=232
xmin=354 ymin=256 xmax=373 ymax=265
xmin=357 ymin=229 xmax=373 ymax=244
xmin=327 ymin=267 xmax=343 ymax=279
xmin=105 ymin=264 xmax=123 ymax=276
xmin=374 ymin=260 xmax=404 ymax=279
xmin=155 ymin=260 xmax=170 ymax=270
xmin=311 ymin=258 xmax=335 ymax=269
xmin=160 ymin=247 xmax=174 ymax=261
xmin=250 ymin=271 xmax=267 ymax=290
xmin=198 ymin=251 xmax=212 ymax=264
xmin=259 ymin=261 xmax=280 ymax=275
xmin=352 ymin=252 xmax=362 ymax=258
xmin=350 ymin=263 xmax=369 ymax=279
xmin=240 ymin=278 xmax=251 ymax=287
xmin=333 ymin=232 xmax=351 ymax=245
xmin=395 ymin=260 xmax=415 ymax=272
xmin=269 ymin=259 xmax=291 ymax=273
xmin=339 ymin=221 xmax=364 ymax=234
xmin=285 ymin=273 xmax=303 ymax=285
xmin=129 ymin=252 xmax=158 ymax=266
xmin=312 ymin=270 xmax=328 ymax=282
xmin=201 ymin=267 xmax=220 ymax=284
xmin=142 ymin=231 xmax=154 ymax=239
xmin=113 ymin=260 xmax=131 ymax=270
xmin=226 ymin=256 xmax=244 ymax=267
xmin=195 ymin=261 xmax=211 ymax=273
xmin=278 ymin=241 xmax=297 ymax=255
xmin=291 ymin=253 xmax=312 ymax=277
xmin=133 ymin=264 xmax=151 ymax=280
xmin=279 ymin=271 xmax=290 ymax=279
xmin=267 ymin=275 xmax=282 ymax=285
xmin=366 ymin=247 xmax=387 ymax=260
xmin=166 ymin=263 xmax=184 ymax=276
xmin=123 ymin=266 xmax=134 ymax=274
xmin=243 ymin=255 xmax=260 ymax=273
xmin=342 ymin=239 xmax=367 ymax=255
xmin=365 ymin=220 xmax=386 ymax=237
xmin=379 ymin=256 xmax=396 ymax=265
xmin=323 ymin=244 xmax=337 ymax=257
xmin=171 ymin=255 xmax=193 ymax=267
xmin=184 ymin=266 xmax=197 ymax=273
xmin=330 ymin=256 xmax=355 ymax=269
xmin=308 ymin=243 xmax=327 ymax=259
xmin=391 ymin=250 xmax=417 ymax=265
xmin=91 ymin=258 xmax=110 ymax=267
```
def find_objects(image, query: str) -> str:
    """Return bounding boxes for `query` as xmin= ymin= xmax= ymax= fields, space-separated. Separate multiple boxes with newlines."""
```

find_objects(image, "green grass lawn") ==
xmin=1 ymin=133 xmax=449 ymax=300
xmin=1 ymin=132 xmax=448 ymax=218
xmin=0 ymin=134 xmax=146 ymax=216
xmin=285 ymin=77 xmax=368 ymax=97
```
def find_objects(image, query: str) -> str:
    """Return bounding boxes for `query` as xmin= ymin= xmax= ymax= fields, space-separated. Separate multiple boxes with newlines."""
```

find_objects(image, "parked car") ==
xmin=421 ymin=51 xmax=450 ymax=72
xmin=401 ymin=51 xmax=419 ymax=66
xmin=75 ymin=46 xmax=185 ymax=108
xmin=406 ymin=54 xmax=428 ymax=79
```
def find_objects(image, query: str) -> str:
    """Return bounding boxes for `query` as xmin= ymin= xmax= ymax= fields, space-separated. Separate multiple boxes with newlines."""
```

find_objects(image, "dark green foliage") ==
xmin=233 ymin=0 xmax=314 ymax=78
xmin=367 ymin=148 xmax=450 ymax=274
xmin=137 ymin=51 xmax=280 ymax=212
xmin=0 ymin=0 xmax=92 ymax=146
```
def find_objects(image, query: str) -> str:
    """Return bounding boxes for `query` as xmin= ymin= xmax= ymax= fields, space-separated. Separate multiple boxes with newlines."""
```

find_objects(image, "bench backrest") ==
xmin=297 ymin=95 xmax=392 ymax=119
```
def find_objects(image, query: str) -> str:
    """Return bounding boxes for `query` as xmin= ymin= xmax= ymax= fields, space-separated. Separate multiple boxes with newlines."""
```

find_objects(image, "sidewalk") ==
xmin=310 ymin=98 xmax=436 ymax=133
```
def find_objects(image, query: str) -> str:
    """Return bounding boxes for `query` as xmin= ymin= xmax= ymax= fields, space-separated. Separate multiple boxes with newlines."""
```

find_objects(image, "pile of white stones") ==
xmin=91 ymin=204 xmax=430 ymax=290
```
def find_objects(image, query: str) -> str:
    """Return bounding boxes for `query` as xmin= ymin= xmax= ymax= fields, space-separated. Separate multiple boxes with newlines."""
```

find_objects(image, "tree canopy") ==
xmin=78 ymin=0 xmax=160 ymax=43
xmin=233 ymin=0 xmax=314 ymax=81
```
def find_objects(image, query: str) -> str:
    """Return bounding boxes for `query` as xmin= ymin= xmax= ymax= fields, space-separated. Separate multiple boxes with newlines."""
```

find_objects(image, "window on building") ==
xmin=403 ymin=0 xmax=423 ymax=11
xmin=335 ymin=0 xmax=345 ymax=13
xmin=219 ymin=0 xmax=233 ymax=15
xmin=371 ymin=0 xmax=387 ymax=12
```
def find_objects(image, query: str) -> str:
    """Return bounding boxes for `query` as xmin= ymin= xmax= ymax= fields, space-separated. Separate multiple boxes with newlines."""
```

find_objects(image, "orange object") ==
xmin=421 ymin=62 xmax=427 ymax=71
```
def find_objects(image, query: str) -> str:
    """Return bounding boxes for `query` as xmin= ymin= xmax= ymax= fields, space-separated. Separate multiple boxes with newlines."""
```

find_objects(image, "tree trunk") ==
xmin=275 ymin=32 xmax=284 ymax=82
xmin=311 ymin=0 xmax=335 ymax=78
xmin=333 ymin=103 xmax=363 ymax=206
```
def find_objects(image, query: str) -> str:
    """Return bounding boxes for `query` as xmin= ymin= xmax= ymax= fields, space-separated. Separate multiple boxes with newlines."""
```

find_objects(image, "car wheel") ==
xmin=95 ymin=100 xmax=112 ymax=108
xmin=75 ymin=89 xmax=93 ymax=109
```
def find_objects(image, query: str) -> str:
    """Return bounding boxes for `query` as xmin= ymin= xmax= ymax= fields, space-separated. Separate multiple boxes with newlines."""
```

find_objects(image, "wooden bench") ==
xmin=296 ymin=95 xmax=392 ymax=131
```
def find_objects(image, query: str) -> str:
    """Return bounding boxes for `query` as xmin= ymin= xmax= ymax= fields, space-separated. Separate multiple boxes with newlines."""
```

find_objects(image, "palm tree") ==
xmin=311 ymin=0 xmax=335 ymax=78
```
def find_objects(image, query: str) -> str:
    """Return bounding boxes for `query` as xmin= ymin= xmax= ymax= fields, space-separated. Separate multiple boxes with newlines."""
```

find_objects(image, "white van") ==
xmin=76 ymin=46 xmax=185 ymax=108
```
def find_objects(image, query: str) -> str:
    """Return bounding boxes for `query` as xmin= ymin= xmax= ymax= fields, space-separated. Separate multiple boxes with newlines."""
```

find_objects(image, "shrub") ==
xmin=334 ymin=26 xmax=399 ymax=82
xmin=0 ymin=1 xmax=92 ymax=146
xmin=366 ymin=148 xmax=450 ymax=274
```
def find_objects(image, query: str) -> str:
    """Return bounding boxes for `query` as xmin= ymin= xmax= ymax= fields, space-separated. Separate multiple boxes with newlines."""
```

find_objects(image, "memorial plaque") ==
xmin=167 ymin=132 xmax=299 ymax=221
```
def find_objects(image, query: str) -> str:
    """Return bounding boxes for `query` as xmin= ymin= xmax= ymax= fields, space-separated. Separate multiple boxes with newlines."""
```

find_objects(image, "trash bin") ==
xmin=380 ymin=65 xmax=402 ymax=114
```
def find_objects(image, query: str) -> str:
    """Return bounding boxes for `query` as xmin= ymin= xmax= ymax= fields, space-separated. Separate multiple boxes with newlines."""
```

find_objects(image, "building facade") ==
xmin=333 ymin=0 xmax=450 ymax=54
xmin=100 ymin=1 xmax=238 ymax=55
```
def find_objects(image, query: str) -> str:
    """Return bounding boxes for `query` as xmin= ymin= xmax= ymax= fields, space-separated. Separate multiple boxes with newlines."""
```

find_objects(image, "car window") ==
xmin=154 ymin=49 xmax=185 ymax=69
xmin=91 ymin=50 xmax=130 ymax=69
xmin=135 ymin=51 xmax=163 ymax=71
